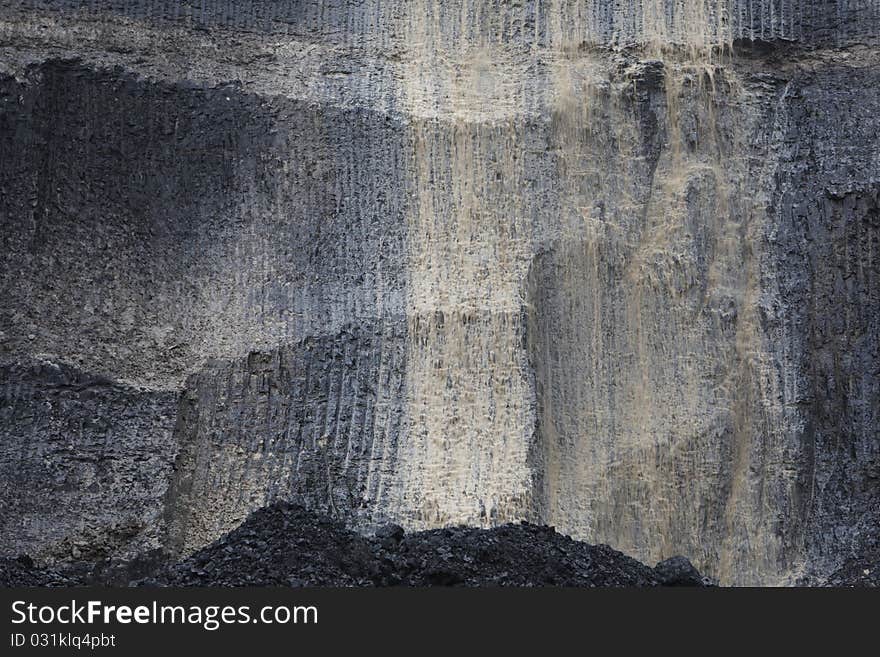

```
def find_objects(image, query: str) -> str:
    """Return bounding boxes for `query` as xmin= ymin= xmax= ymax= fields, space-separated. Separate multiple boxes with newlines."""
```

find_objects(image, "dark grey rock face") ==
xmin=3 ymin=0 xmax=878 ymax=47
xmin=164 ymin=325 xmax=409 ymax=555
xmin=0 ymin=359 xmax=177 ymax=563
xmin=766 ymin=74 xmax=880 ymax=581
xmin=0 ymin=1 xmax=877 ymax=585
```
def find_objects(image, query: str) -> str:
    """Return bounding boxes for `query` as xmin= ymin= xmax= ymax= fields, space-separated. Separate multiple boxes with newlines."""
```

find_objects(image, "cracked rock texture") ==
xmin=0 ymin=1 xmax=878 ymax=585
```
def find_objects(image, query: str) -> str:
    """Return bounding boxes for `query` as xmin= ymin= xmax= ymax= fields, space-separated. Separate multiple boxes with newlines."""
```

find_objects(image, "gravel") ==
xmin=2 ymin=503 xmax=711 ymax=587
xmin=145 ymin=502 xmax=694 ymax=587
xmin=0 ymin=555 xmax=75 ymax=587
xmin=824 ymin=550 xmax=880 ymax=588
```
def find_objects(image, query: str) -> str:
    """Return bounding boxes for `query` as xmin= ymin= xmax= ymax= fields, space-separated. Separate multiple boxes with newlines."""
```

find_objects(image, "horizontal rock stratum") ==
xmin=1 ymin=0 xmax=878 ymax=586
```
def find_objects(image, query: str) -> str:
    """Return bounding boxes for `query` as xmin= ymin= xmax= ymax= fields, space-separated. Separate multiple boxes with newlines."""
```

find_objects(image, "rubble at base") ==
xmin=2 ymin=503 xmax=713 ymax=588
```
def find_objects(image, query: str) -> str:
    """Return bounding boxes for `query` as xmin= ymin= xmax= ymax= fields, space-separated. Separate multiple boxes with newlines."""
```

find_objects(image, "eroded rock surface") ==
xmin=1 ymin=1 xmax=878 ymax=585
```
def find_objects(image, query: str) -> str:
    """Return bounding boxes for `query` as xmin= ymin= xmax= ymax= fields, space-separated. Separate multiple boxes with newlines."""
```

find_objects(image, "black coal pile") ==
xmin=373 ymin=523 xmax=659 ymax=586
xmin=148 ymin=502 xmax=703 ymax=587
xmin=653 ymin=555 xmax=715 ymax=586
xmin=148 ymin=503 xmax=380 ymax=587
xmin=0 ymin=555 xmax=75 ymax=587
xmin=824 ymin=550 xmax=880 ymax=587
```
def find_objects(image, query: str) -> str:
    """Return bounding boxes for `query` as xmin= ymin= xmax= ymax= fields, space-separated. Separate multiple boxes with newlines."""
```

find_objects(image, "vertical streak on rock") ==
xmin=393 ymin=2 xmax=538 ymax=529
xmin=527 ymin=9 xmax=811 ymax=583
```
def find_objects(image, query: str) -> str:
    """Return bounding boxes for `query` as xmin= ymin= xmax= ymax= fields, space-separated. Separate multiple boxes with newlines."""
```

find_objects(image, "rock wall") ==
xmin=0 ymin=360 xmax=177 ymax=563
xmin=0 ymin=0 xmax=877 ymax=585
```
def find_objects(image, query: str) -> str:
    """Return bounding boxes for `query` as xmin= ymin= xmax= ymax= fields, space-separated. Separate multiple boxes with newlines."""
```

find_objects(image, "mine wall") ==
xmin=1 ymin=1 xmax=878 ymax=585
